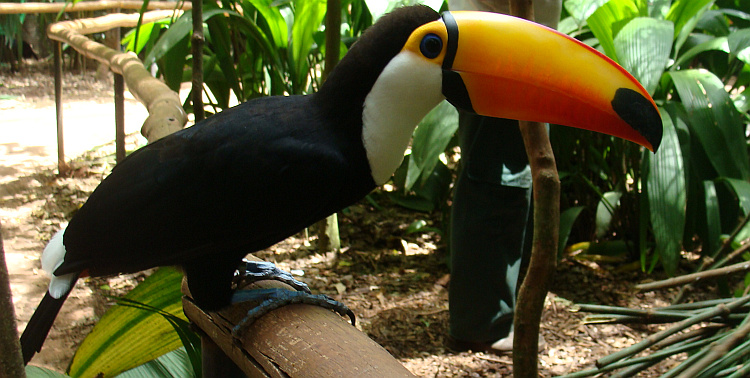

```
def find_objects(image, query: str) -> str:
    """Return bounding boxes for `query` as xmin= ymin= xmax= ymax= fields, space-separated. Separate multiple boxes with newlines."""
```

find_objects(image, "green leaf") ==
xmin=564 ymin=0 xmax=609 ymax=27
xmin=559 ymin=206 xmax=584 ymax=258
xmin=206 ymin=12 xmax=242 ymax=106
xmin=116 ymin=348 xmax=195 ymax=378
xmin=144 ymin=8 xmax=228 ymax=66
xmin=290 ymin=0 xmax=326 ymax=93
xmin=703 ymin=180 xmax=722 ymax=257
xmin=613 ymin=17 xmax=673 ymax=94
xmin=595 ymin=191 xmax=623 ymax=238
xmin=405 ymin=219 xmax=428 ymax=234
xmin=695 ymin=9 xmax=731 ymax=37
xmin=26 ymin=366 xmax=71 ymax=378
xmin=408 ymin=101 xmax=458 ymax=190
xmin=244 ymin=0 xmax=288 ymax=49
xmin=671 ymin=36 xmax=728 ymax=69
xmin=719 ymin=177 xmax=750 ymax=215
xmin=665 ymin=0 xmax=713 ymax=54
xmin=160 ymin=33 xmax=189 ymax=92
xmin=670 ymin=69 xmax=750 ymax=180
xmin=728 ymin=28 xmax=750 ymax=64
xmin=665 ymin=0 xmax=714 ymax=38
xmin=648 ymin=108 xmax=685 ymax=276
xmin=587 ymin=0 xmax=642 ymax=61
xmin=68 ymin=267 xmax=186 ymax=378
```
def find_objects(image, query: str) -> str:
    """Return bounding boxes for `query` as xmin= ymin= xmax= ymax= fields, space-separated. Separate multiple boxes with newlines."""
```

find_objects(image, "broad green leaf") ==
xmin=719 ymin=177 xmax=750 ymax=215
xmin=206 ymin=13 xmax=242 ymax=107
xmin=587 ymin=0 xmax=641 ymax=61
xmin=160 ymin=33 xmax=189 ymax=92
xmin=408 ymin=101 xmax=458 ymax=190
xmin=665 ymin=0 xmax=714 ymax=37
xmin=122 ymin=21 xmax=163 ymax=55
xmin=671 ymin=36 xmax=728 ymax=70
xmin=666 ymin=0 xmax=714 ymax=55
xmin=68 ymin=267 xmax=186 ymax=378
xmin=244 ymin=0 xmax=288 ymax=48
xmin=559 ymin=206 xmax=584 ymax=258
xmin=648 ymin=108 xmax=685 ymax=276
xmin=26 ymin=366 xmax=71 ymax=378
xmin=144 ymin=8 xmax=228 ymax=66
xmin=291 ymin=0 xmax=326 ymax=93
xmin=728 ymin=28 xmax=750 ymax=64
xmin=649 ymin=0 xmax=671 ymax=19
xmin=695 ymin=10 xmax=731 ymax=37
xmin=564 ymin=0 xmax=609 ymax=27
xmin=670 ymin=69 xmax=750 ymax=180
xmin=735 ymin=86 xmax=750 ymax=114
xmin=595 ymin=191 xmax=623 ymax=239
xmin=703 ymin=180 xmax=722 ymax=257
xmin=113 ymin=297 xmax=201 ymax=378
xmin=116 ymin=348 xmax=195 ymax=378
xmin=614 ymin=17 xmax=673 ymax=94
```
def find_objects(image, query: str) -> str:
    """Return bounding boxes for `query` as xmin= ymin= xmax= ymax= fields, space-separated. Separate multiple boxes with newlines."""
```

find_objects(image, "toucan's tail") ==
xmin=20 ymin=288 xmax=72 ymax=364
xmin=20 ymin=227 xmax=79 ymax=364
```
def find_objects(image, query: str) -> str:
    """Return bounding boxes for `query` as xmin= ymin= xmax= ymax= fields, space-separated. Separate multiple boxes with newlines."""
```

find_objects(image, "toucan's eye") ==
xmin=419 ymin=33 xmax=443 ymax=59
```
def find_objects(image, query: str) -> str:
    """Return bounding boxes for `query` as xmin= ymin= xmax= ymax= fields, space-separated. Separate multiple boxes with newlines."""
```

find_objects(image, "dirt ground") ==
xmin=0 ymin=63 xmax=722 ymax=377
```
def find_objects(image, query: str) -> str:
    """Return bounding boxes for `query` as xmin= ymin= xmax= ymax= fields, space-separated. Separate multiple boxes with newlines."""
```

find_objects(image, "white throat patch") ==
xmin=362 ymin=51 xmax=445 ymax=185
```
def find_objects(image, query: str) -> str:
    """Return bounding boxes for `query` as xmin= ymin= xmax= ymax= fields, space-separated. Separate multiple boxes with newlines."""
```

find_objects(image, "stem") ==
xmin=191 ymin=0 xmax=204 ymax=122
xmin=596 ymin=295 xmax=750 ymax=367
xmin=676 ymin=312 xmax=750 ymax=377
xmin=636 ymin=260 xmax=750 ymax=292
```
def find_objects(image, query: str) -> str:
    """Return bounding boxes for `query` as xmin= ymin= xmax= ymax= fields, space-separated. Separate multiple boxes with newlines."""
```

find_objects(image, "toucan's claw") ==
xmin=230 ymin=288 xmax=356 ymax=342
xmin=235 ymin=259 xmax=312 ymax=294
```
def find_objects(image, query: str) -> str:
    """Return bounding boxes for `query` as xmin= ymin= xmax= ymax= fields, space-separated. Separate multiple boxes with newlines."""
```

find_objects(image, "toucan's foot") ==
xmin=235 ymin=259 xmax=311 ymax=293
xmin=230 ymin=288 xmax=356 ymax=341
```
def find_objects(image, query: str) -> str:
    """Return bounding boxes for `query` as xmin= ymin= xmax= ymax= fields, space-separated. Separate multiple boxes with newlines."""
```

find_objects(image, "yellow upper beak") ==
xmin=406 ymin=11 xmax=662 ymax=151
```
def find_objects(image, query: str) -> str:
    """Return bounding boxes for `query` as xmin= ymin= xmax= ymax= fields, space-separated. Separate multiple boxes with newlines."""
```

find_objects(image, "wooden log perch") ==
xmin=0 ymin=1 xmax=191 ymax=15
xmin=47 ymin=10 xmax=188 ymax=142
xmin=181 ymin=257 xmax=415 ymax=378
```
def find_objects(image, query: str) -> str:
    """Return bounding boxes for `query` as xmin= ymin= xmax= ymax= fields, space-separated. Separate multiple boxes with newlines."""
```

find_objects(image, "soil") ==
xmin=0 ymin=62 xmax=727 ymax=377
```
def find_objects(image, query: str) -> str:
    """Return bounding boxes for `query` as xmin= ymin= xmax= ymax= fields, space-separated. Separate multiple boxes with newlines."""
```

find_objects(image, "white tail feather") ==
xmin=41 ymin=227 xmax=75 ymax=299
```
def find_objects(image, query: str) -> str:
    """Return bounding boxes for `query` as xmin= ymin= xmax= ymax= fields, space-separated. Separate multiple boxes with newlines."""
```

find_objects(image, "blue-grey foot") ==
xmin=235 ymin=259 xmax=311 ymax=293
xmin=230 ymin=288 xmax=356 ymax=340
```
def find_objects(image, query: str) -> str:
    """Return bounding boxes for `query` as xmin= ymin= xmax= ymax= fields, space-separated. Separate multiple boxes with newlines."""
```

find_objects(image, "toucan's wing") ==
xmin=57 ymin=96 xmax=370 ymax=276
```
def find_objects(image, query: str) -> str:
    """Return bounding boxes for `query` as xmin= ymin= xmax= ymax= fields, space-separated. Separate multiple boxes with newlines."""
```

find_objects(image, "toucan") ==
xmin=20 ymin=5 xmax=662 ymax=363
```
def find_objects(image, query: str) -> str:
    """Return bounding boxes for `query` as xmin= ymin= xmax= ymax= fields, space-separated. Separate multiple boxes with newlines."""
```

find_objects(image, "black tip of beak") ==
xmin=612 ymin=88 xmax=663 ymax=151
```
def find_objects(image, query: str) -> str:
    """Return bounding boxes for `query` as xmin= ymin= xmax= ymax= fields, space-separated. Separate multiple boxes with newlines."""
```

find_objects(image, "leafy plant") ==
xmin=555 ymin=0 xmax=750 ymax=275
xmin=67 ymin=267 xmax=198 ymax=378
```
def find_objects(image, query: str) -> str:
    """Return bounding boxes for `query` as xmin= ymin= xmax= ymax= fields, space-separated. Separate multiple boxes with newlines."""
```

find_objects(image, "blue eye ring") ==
xmin=419 ymin=33 xmax=443 ymax=59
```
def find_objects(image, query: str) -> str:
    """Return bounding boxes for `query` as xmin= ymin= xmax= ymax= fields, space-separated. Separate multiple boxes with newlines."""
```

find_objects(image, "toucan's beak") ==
xmin=434 ymin=11 xmax=662 ymax=151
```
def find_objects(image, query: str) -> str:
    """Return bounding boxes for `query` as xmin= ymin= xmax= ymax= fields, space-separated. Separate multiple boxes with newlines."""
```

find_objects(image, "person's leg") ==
xmin=448 ymin=113 xmax=532 ymax=344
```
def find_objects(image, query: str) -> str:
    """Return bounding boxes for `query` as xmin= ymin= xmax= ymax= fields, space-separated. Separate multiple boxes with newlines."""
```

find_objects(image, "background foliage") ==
xmin=553 ymin=0 xmax=750 ymax=276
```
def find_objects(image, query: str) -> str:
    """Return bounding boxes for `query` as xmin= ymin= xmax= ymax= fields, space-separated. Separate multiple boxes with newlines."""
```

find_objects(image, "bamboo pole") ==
xmin=0 ymin=1 xmax=190 ymax=14
xmin=181 ymin=259 xmax=415 ymax=378
xmin=596 ymin=295 xmax=750 ymax=368
xmin=47 ymin=10 xmax=188 ymax=142
xmin=636 ymin=260 xmax=750 ymax=292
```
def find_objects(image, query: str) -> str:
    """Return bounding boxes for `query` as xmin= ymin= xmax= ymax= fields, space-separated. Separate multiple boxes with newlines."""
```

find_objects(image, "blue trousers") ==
xmin=448 ymin=113 xmax=533 ymax=343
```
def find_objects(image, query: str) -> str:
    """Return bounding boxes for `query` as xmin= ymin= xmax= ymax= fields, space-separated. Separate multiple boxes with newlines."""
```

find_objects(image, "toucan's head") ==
xmin=319 ymin=5 xmax=662 ymax=185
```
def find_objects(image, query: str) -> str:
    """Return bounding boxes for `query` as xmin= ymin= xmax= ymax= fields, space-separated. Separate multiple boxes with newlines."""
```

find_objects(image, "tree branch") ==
xmin=0 ymin=220 xmax=26 ymax=378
